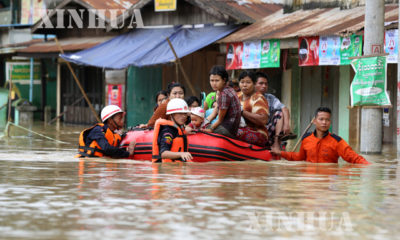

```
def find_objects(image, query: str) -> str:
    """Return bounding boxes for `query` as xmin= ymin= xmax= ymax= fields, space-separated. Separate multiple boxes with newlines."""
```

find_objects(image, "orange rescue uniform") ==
xmin=281 ymin=131 xmax=369 ymax=164
xmin=152 ymin=119 xmax=187 ymax=163
xmin=77 ymin=123 xmax=125 ymax=158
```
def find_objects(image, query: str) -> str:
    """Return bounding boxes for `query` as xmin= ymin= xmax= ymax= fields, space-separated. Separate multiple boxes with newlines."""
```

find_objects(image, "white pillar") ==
xmin=397 ymin=3 xmax=400 ymax=152
xmin=360 ymin=0 xmax=385 ymax=154
xmin=56 ymin=61 xmax=61 ymax=127
xmin=29 ymin=58 xmax=34 ymax=102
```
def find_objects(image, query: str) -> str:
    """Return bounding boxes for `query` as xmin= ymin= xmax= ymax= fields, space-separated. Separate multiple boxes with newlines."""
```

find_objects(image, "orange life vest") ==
xmin=152 ymin=119 xmax=188 ymax=163
xmin=77 ymin=123 xmax=122 ymax=157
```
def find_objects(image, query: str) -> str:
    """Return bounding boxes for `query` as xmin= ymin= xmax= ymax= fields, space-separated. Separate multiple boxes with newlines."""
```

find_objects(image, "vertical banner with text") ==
xmin=319 ymin=36 xmax=341 ymax=65
xmin=350 ymin=56 xmax=391 ymax=106
xmin=226 ymin=42 xmax=243 ymax=70
xmin=260 ymin=39 xmax=280 ymax=68
xmin=384 ymin=29 xmax=398 ymax=63
xmin=242 ymin=40 xmax=261 ymax=69
xmin=298 ymin=36 xmax=319 ymax=66
xmin=340 ymin=35 xmax=362 ymax=65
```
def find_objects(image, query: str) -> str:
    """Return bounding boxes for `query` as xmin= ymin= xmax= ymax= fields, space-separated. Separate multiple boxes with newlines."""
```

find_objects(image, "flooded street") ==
xmin=0 ymin=123 xmax=400 ymax=239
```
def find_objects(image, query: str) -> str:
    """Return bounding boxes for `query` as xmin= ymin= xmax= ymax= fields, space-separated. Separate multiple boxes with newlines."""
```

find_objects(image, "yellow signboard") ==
xmin=154 ymin=0 xmax=177 ymax=12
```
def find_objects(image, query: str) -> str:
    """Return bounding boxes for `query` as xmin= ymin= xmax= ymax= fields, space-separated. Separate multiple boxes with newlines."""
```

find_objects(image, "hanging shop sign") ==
xmin=340 ymin=35 xmax=362 ymax=65
xmin=298 ymin=36 xmax=319 ymax=66
xmin=318 ymin=36 xmax=341 ymax=65
xmin=242 ymin=40 xmax=261 ymax=69
xmin=350 ymin=56 xmax=391 ymax=106
xmin=298 ymin=35 xmax=363 ymax=66
xmin=226 ymin=39 xmax=280 ymax=70
xmin=226 ymin=42 xmax=243 ymax=70
xmin=260 ymin=39 xmax=280 ymax=68
xmin=154 ymin=0 xmax=177 ymax=12
xmin=384 ymin=29 xmax=398 ymax=63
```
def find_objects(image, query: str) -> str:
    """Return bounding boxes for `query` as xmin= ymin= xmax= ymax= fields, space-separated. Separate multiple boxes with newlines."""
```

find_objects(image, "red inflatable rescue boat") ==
xmin=121 ymin=129 xmax=272 ymax=162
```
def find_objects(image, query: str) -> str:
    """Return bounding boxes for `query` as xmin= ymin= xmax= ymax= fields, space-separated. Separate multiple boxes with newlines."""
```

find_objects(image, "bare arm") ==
xmin=282 ymin=107 xmax=291 ymax=134
xmin=161 ymin=151 xmax=193 ymax=162
xmin=242 ymin=110 xmax=268 ymax=127
xmin=210 ymin=108 xmax=228 ymax=131
xmin=206 ymin=107 xmax=218 ymax=122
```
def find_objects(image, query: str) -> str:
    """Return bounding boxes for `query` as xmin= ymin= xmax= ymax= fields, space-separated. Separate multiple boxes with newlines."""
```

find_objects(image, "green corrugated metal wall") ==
xmin=126 ymin=65 xmax=162 ymax=127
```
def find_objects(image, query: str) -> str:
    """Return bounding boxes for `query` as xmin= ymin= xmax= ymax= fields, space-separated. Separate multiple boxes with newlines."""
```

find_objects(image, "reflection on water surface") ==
xmin=0 ymin=123 xmax=399 ymax=239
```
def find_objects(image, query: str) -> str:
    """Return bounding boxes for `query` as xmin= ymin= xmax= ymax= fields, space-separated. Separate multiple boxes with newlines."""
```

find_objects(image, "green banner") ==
xmin=260 ymin=39 xmax=280 ymax=68
xmin=6 ymin=62 xmax=41 ymax=84
xmin=340 ymin=35 xmax=362 ymax=65
xmin=11 ymin=64 xmax=41 ymax=80
xmin=350 ymin=56 xmax=391 ymax=106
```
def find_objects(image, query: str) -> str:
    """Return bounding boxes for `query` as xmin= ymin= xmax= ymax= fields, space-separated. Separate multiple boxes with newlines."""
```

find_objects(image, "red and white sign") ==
xmin=298 ymin=37 xmax=319 ymax=66
xmin=226 ymin=42 xmax=243 ymax=70
xmin=371 ymin=44 xmax=383 ymax=54
xmin=107 ymin=84 xmax=122 ymax=108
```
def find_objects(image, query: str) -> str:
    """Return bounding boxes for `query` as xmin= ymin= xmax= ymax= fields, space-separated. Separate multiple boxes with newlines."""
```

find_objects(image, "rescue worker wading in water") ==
xmin=152 ymin=98 xmax=193 ymax=163
xmin=271 ymin=107 xmax=370 ymax=164
xmin=77 ymin=105 xmax=135 ymax=158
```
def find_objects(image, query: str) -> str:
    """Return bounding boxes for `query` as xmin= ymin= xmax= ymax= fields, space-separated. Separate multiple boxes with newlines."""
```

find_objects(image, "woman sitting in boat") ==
xmin=152 ymin=98 xmax=193 ymax=163
xmin=153 ymin=90 xmax=168 ymax=112
xmin=204 ymin=65 xmax=241 ymax=138
xmin=236 ymin=71 xmax=270 ymax=147
xmin=140 ymin=82 xmax=186 ymax=128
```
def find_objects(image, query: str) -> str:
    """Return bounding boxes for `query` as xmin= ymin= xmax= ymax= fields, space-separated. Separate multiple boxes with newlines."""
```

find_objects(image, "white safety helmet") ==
xmin=101 ymin=105 xmax=124 ymax=122
xmin=191 ymin=107 xmax=205 ymax=119
xmin=166 ymin=98 xmax=190 ymax=115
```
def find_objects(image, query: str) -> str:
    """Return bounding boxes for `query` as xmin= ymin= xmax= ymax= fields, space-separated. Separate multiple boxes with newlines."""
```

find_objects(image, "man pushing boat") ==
xmin=77 ymin=105 xmax=135 ymax=158
xmin=271 ymin=107 xmax=370 ymax=164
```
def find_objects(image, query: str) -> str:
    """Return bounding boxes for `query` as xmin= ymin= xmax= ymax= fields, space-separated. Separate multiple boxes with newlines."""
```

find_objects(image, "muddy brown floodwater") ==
xmin=0 ymin=122 xmax=399 ymax=240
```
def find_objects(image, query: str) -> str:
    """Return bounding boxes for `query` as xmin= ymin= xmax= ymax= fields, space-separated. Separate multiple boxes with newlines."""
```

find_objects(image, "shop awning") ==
xmin=16 ymin=36 xmax=114 ymax=58
xmin=61 ymin=24 xmax=238 ymax=69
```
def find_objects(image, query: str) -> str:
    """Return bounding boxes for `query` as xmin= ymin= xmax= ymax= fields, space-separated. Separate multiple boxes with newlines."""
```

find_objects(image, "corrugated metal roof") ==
xmin=79 ymin=0 xmax=143 ymax=20
xmin=0 ymin=39 xmax=47 ymax=55
xmin=187 ymin=0 xmax=283 ymax=22
xmin=81 ymin=0 xmax=140 ymax=10
xmin=220 ymin=4 xmax=399 ymax=43
xmin=0 ymin=39 xmax=45 ymax=48
xmin=16 ymin=36 xmax=113 ymax=53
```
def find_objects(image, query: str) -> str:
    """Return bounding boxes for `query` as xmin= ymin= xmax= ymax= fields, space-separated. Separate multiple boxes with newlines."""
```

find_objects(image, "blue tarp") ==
xmin=61 ymin=24 xmax=237 ymax=69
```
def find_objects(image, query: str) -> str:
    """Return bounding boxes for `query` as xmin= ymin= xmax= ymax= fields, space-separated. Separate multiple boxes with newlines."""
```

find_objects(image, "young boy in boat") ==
xmin=77 ymin=105 xmax=135 ymax=158
xmin=204 ymin=65 xmax=241 ymax=138
xmin=271 ymin=107 xmax=370 ymax=164
xmin=152 ymin=98 xmax=193 ymax=163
